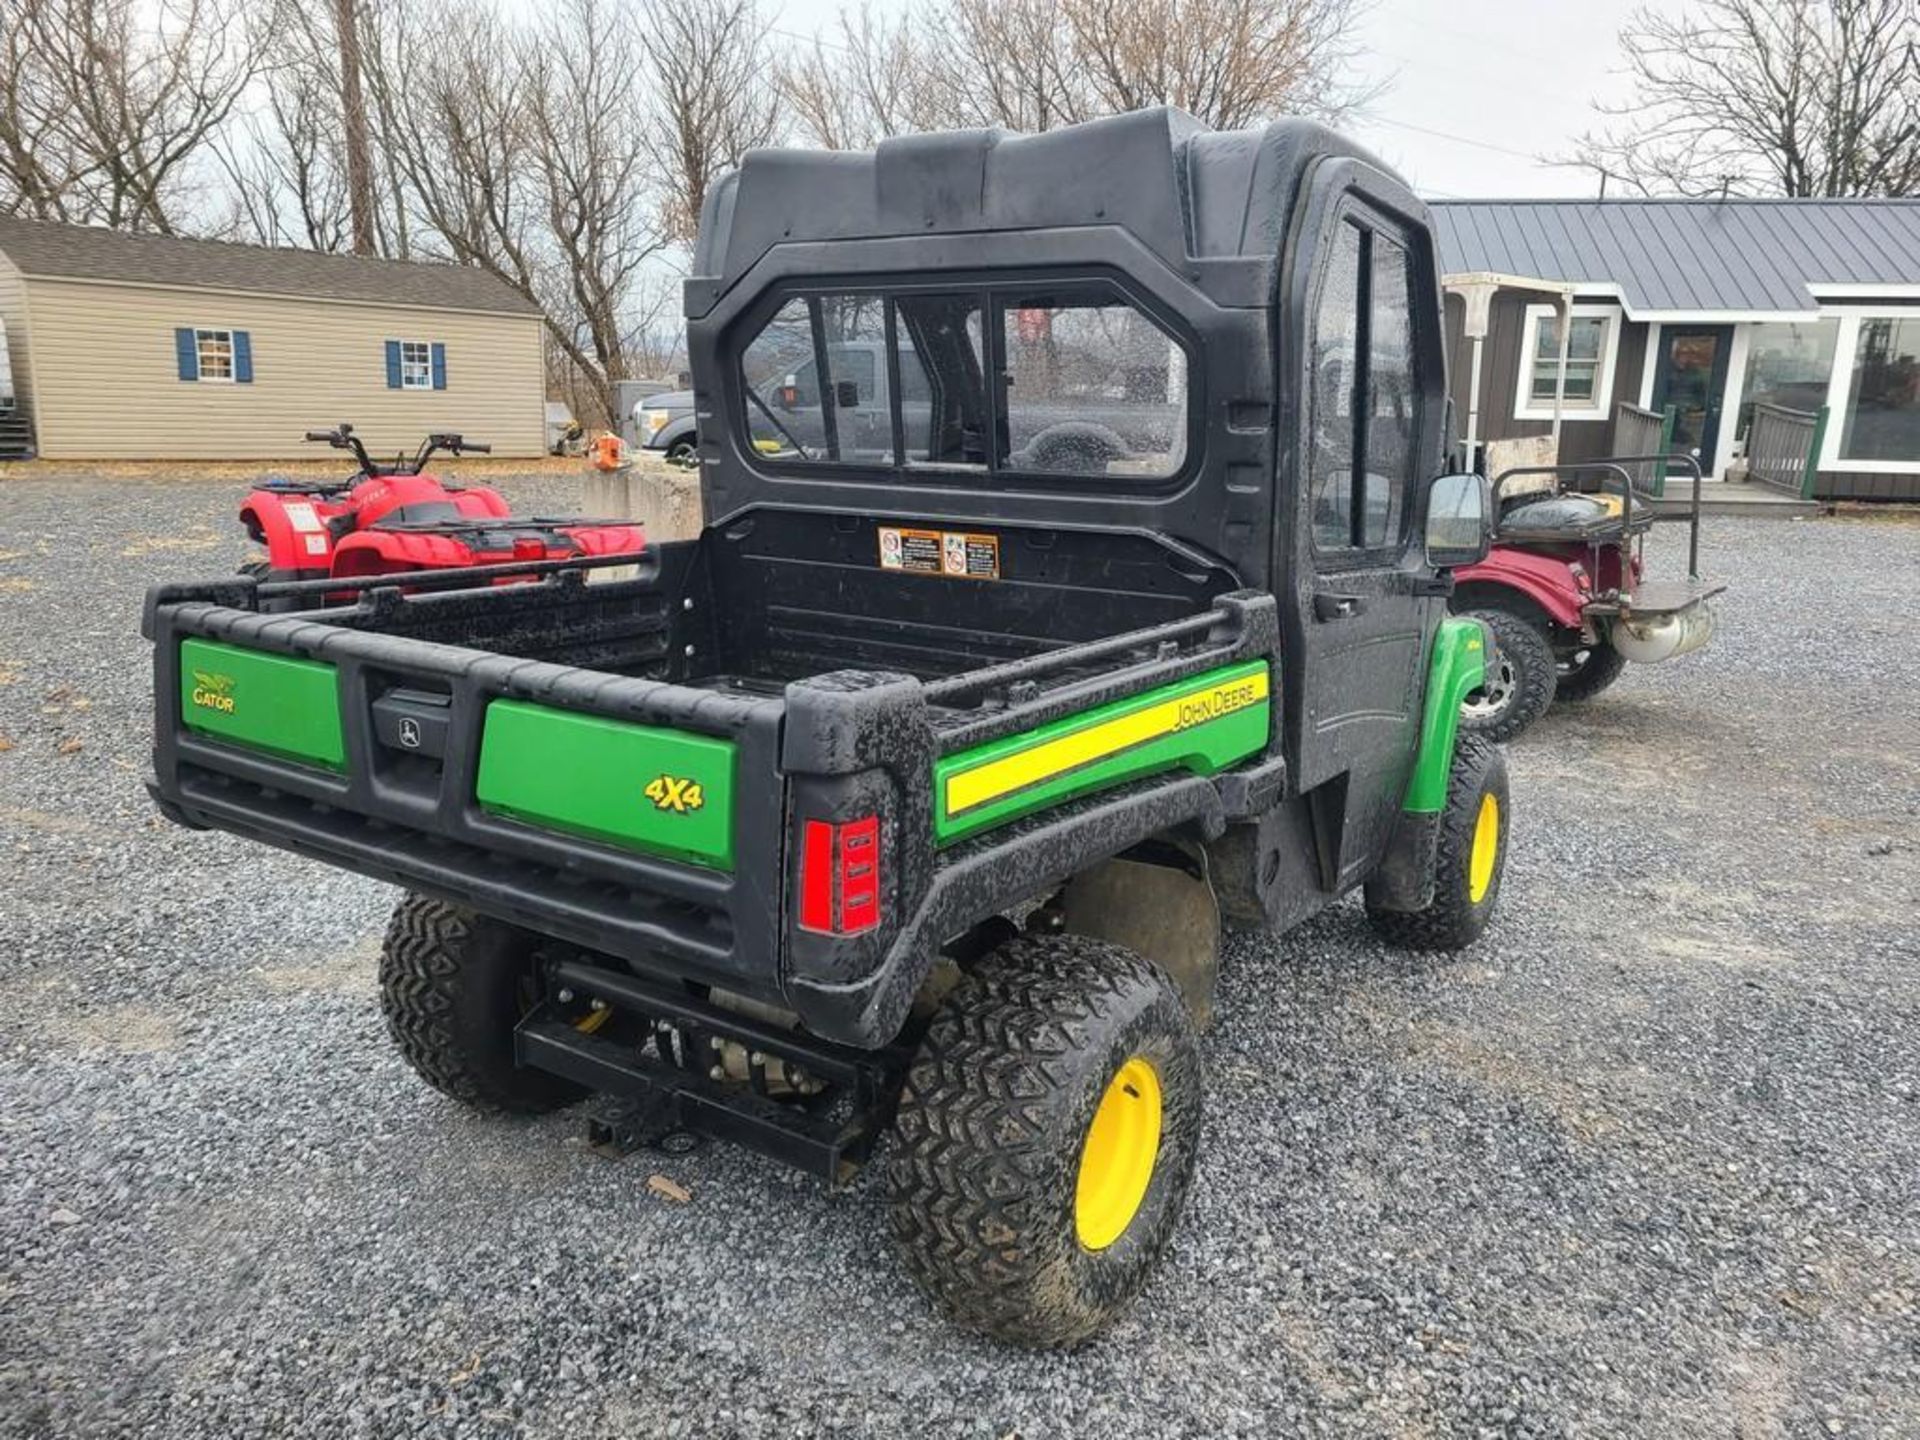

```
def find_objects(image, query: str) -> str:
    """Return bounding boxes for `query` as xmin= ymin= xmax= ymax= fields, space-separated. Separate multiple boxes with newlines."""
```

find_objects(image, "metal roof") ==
xmin=1430 ymin=198 xmax=1920 ymax=319
xmin=0 ymin=216 xmax=542 ymax=316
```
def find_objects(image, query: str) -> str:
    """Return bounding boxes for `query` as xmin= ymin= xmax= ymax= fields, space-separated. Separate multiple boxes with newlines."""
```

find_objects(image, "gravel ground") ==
xmin=2 ymin=473 xmax=1917 ymax=1438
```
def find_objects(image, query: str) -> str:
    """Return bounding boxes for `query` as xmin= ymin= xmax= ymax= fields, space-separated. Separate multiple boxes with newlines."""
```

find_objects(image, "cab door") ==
xmin=1286 ymin=188 xmax=1449 ymax=889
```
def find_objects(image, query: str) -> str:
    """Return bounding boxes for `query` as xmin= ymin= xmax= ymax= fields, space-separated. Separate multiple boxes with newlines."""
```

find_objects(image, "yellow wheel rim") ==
xmin=1468 ymin=792 xmax=1501 ymax=904
xmin=1074 ymin=1056 xmax=1163 ymax=1251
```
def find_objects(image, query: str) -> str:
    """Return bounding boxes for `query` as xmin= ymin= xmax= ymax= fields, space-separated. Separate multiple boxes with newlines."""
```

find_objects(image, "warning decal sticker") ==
xmin=878 ymin=526 xmax=1000 ymax=581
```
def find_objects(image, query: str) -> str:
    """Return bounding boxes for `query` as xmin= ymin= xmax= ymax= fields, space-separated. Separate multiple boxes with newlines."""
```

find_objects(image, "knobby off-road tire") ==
xmin=378 ymin=893 xmax=586 ymax=1115
xmin=888 ymin=934 xmax=1202 ymax=1348
xmin=1554 ymin=640 xmax=1629 ymax=702
xmin=1459 ymin=607 xmax=1556 ymax=742
xmin=1366 ymin=733 xmax=1510 ymax=951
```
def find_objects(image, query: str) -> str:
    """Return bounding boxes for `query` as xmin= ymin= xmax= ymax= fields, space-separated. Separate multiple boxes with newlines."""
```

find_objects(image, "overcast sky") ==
xmin=759 ymin=0 xmax=1650 ymax=199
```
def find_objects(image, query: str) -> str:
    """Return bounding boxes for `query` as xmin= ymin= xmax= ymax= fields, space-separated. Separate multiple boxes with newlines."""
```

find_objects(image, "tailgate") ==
xmin=146 ymin=579 xmax=786 ymax=996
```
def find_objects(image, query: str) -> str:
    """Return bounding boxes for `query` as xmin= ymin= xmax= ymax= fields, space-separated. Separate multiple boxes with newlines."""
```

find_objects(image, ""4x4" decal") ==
xmin=645 ymin=774 xmax=705 ymax=814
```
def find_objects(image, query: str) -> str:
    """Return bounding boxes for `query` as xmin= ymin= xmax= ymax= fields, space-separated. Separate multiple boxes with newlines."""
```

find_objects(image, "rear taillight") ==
xmin=797 ymin=814 xmax=882 ymax=935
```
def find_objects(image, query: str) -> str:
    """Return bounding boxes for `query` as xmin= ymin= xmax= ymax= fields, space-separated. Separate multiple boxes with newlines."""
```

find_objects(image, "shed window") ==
xmin=196 ymin=330 xmax=235 ymax=382
xmin=400 ymin=341 xmax=433 ymax=390
xmin=1514 ymin=304 xmax=1620 ymax=421
xmin=385 ymin=338 xmax=446 ymax=390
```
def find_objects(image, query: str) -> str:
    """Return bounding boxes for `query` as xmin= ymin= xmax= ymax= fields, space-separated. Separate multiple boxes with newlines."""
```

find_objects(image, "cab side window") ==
xmin=1309 ymin=223 xmax=1362 ymax=550
xmin=1310 ymin=214 xmax=1421 ymax=557
xmin=1365 ymin=235 xmax=1418 ymax=548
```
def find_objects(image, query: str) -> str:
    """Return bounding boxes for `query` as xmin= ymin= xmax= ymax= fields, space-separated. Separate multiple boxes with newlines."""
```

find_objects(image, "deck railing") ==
xmin=1745 ymin=402 xmax=1828 ymax=500
xmin=1609 ymin=402 xmax=1673 ymax=494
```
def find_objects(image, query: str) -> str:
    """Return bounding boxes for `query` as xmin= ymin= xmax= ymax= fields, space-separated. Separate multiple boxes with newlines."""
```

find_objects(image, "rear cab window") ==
xmin=733 ymin=278 xmax=1194 ymax=487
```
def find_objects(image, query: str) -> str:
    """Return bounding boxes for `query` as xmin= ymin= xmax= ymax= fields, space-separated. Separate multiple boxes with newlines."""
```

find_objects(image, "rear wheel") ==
xmin=888 ymin=934 xmax=1202 ymax=1347
xmin=1459 ymin=607 xmax=1555 ymax=741
xmin=1554 ymin=639 xmax=1628 ymax=702
xmin=378 ymin=894 xmax=588 ymax=1115
xmin=1366 ymin=733 xmax=1510 ymax=950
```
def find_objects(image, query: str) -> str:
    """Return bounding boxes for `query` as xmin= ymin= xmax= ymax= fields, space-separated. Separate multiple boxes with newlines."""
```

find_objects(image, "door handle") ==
xmin=1314 ymin=591 xmax=1366 ymax=621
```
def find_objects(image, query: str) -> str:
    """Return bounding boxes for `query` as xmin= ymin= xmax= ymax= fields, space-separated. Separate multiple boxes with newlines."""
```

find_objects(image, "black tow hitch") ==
xmin=514 ymin=956 xmax=914 ymax=1184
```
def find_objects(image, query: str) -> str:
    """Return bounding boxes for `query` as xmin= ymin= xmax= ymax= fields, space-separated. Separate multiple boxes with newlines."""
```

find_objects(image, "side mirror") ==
xmin=832 ymin=379 xmax=861 ymax=409
xmin=1425 ymin=472 xmax=1492 ymax=569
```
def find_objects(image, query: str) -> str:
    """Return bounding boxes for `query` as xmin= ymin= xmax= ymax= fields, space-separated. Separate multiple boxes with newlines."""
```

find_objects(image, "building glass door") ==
xmin=1652 ymin=326 xmax=1733 ymax=466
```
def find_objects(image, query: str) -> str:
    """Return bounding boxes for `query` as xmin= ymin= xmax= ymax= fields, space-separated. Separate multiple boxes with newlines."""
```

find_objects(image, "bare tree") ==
xmin=1570 ymin=0 xmax=1919 ymax=197
xmin=779 ymin=4 xmax=945 ymax=151
xmin=0 ymin=4 xmax=91 ymax=219
xmin=1062 ymin=0 xmax=1374 ymax=129
xmin=365 ymin=0 xmax=673 ymax=419
xmin=521 ymin=0 xmax=672 ymax=410
xmin=644 ymin=0 xmax=781 ymax=243
xmin=207 ymin=0 xmax=350 ymax=249
xmin=780 ymin=0 xmax=1371 ymax=150
xmin=0 ymin=0 xmax=263 ymax=231
xmin=930 ymin=0 xmax=1092 ymax=132
xmin=333 ymin=0 xmax=379 ymax=253
xmin=369 ymin=2 xmax=546 ymax=300
xmin=214 ymin=66 xmax=353 ymax=250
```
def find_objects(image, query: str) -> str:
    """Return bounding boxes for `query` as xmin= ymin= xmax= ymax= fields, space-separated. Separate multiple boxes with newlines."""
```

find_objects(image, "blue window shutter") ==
xmin=431 ymin=342 xmax=447 ymax=391
xmin=174 ymin=328 xmax=198 ymax=381
xmin=384 ymin=339 xmax=402 ymax=389
xmin=233 ymin=330 xmax=253 ymax=384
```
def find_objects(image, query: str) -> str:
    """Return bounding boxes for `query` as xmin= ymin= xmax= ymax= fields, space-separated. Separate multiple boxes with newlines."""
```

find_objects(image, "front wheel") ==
xmin=888 ymin=934 xmax=1202 ymax=1347
xmin=1366 ymin=733 xmax=1510 ymax=951
xmin=1554 ymin=639 xmax=1629 ymax=702
xmin=1459 ymin=607 xmax=1556 ymax=741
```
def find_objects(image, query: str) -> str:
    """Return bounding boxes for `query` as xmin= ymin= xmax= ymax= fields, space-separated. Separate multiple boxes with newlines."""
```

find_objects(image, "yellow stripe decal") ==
xmin=945 ymin=668 xmax=1271 ymax=816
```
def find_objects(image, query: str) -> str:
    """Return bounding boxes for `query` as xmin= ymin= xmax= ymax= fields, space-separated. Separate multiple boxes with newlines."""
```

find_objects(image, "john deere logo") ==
xmin=190 ymin=670 xmax=236 ymax=714
xmin=645 ymin=774 xmax=704 ymax=814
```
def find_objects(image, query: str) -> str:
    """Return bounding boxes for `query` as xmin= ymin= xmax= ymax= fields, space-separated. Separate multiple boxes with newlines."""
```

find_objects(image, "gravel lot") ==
xmin=2 ymin=473 xmax=1916 ymax=1438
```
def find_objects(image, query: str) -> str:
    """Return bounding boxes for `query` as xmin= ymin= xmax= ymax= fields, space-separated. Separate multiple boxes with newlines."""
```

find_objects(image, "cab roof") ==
xmin=686 ymin=107 xmax=1401 ymax=314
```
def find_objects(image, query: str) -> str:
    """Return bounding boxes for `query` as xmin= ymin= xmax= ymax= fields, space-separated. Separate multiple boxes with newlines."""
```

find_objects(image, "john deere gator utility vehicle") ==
xmin=144 ymin=109 xmax=1509 ymax=1347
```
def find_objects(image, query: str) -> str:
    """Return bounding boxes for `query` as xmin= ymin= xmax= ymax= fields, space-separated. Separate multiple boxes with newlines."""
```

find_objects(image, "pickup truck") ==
xmin=145 ymin=107 xmax=1506 ymax=1347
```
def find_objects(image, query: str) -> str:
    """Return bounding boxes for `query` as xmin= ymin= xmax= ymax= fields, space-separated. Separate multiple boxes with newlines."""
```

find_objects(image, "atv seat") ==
xmin=371 ymin=501 xmax=466 ymax=528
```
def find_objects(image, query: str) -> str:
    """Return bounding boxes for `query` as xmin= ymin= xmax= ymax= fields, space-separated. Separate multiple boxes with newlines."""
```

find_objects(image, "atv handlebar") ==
xmin=300 ymin=424 xmax=489 ymax=475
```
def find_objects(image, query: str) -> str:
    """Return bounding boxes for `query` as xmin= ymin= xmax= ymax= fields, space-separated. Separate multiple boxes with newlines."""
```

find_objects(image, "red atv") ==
xmin=239 ymin=424 xmax=645 ymax=601
xmin=1452 ymin=454 xmax=1724 ymax=740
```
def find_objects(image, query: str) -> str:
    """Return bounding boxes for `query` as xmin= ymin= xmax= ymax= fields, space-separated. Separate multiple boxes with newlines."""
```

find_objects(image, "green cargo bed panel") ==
xmin=179 ymin=638 xmax=346 ymax=771
xmin=934 ymin=659 xmax=1272 ymax=844
xmin=475 ymin=700 xmax=736 ymax=869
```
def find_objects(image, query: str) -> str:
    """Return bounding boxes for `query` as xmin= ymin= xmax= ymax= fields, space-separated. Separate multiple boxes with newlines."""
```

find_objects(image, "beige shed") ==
xmin=0 ymin=217 xmax=546 ymax=461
